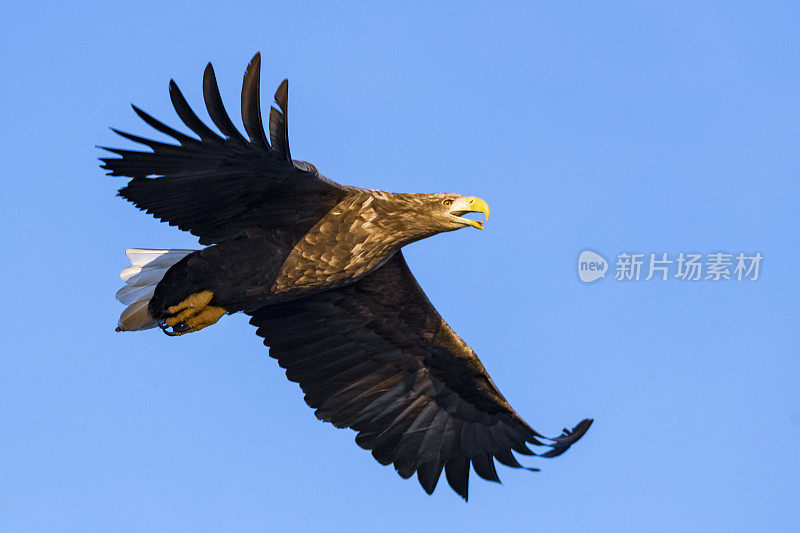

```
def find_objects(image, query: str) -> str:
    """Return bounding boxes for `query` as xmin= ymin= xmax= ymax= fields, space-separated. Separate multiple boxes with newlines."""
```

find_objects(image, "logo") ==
xmin=578 ymin=250 xmax=608 ymax=283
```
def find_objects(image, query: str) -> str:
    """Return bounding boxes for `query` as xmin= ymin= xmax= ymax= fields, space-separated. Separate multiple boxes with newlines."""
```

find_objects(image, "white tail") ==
xmin=116 ymin=248 xmax=195 ymax=331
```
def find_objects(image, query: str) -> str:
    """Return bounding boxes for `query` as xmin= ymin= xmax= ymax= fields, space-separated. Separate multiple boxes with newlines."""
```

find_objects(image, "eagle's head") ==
xmin=373 ymin=192 xmax=490 ymax=241
xmin=428 ymin=193 xmax=490 ymax=231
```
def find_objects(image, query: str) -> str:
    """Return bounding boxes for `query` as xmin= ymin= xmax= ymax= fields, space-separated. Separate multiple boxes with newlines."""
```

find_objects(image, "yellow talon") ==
xmin=162 ymin=291 xmax=226 ymax=335
xmin=181 ymin=306 xmax=227 ymax=332
xmin=168 ymin=290 xmax=214 ymax=315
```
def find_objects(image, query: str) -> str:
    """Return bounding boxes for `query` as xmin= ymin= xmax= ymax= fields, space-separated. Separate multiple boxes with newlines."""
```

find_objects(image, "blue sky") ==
xmin=2 ymin=2 xmax=798 ymax=531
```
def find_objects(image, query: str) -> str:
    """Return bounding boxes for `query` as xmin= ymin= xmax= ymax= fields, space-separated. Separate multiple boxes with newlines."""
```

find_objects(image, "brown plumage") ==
xmin=101 ymin=53 xmax=592 ymax=499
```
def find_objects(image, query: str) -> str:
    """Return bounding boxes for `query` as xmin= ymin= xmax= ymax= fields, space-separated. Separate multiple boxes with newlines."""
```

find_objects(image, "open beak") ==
xmin=449 ymin=196 xmax=490 ymax=230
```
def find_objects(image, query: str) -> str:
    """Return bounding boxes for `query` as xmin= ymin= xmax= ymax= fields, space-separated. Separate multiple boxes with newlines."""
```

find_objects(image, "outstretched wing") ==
xmin=100 ymin=53 xmax=348 ymax=245
xmin=249 ymin=252 xmax=592 ymax=500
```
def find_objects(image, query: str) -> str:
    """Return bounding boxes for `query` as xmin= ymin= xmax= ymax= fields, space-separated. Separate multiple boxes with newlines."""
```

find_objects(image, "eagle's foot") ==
xmin=160 ymin=291 xmax=226 ymax=335
xmin=167 ymin=290 xmax=214 ymax=315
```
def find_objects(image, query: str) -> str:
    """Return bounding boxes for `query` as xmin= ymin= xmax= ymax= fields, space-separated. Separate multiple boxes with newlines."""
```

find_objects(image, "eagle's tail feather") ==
xmin=116 ymin=248 xmax=195 ymax=331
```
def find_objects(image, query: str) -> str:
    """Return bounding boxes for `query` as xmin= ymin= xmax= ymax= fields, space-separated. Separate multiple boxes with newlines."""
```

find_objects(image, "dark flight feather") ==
xmin=168 ymin=80 xmax=222 ymax=143
xmin=269 ymin=79 xmax=291 ymax=161
xmin=202 ymin=63 xmax=247 ymax=143
xmin=417 ymin=460 xmax=445 ymax=495
xmin=472 ymin=453 xmax=500 ymax=483
xmin=445 ymin=458 xmax=471 ymax=500
xmin=240 ymin=52 xmax=271 ymax=152
xmin=130 ymin=105 xmax=198 ymax=146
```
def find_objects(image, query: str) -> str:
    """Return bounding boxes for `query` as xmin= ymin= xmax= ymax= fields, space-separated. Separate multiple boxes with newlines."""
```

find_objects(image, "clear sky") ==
xmin=2 ymin=2 xmax=798 ymax=531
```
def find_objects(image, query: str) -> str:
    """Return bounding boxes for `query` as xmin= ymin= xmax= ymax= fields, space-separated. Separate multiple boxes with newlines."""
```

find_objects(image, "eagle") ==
xmin=101 ymin=53 xmax=592 ymax=500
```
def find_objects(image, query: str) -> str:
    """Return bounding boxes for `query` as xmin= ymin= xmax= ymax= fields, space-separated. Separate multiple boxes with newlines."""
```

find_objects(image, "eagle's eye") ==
xmin=442 ymin=199 xmax=453 ymax=207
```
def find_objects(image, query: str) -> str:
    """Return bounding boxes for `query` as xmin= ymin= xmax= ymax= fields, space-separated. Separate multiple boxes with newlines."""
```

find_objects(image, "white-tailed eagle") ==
xmin=101 ymin=54 xmax=592 ymax=500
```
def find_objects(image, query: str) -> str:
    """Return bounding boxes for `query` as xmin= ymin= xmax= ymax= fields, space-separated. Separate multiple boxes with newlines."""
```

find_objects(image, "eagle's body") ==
xmin=150 ymin=189 xmax=477 ymax=316
xmin=102 ymin=53 xmax=591 ymax=499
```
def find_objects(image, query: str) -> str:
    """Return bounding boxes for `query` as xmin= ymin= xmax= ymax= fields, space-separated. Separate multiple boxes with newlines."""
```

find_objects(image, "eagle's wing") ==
xmin=249 ymin=252 xmax=592 ymax=499
xmin=100 ymin=53 xmax=347 ymax=245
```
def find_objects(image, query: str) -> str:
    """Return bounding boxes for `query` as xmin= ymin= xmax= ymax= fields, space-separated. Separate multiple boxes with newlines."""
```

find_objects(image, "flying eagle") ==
xmin=101 ymin=53 xmax=592 ymax=500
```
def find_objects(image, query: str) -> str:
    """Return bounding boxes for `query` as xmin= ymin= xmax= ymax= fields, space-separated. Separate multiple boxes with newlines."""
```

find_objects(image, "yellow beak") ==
xmin=450 ymin=196 xmax=490 ymax=230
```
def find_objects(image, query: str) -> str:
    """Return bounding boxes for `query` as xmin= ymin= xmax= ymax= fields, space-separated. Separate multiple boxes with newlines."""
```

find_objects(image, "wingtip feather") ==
xmin=241 ymin=52 xmax=271 ymax=151
xmin=202 ymin=61 xmax=246 ymax=142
